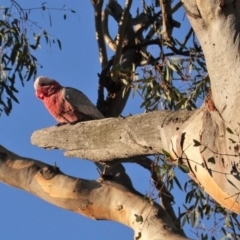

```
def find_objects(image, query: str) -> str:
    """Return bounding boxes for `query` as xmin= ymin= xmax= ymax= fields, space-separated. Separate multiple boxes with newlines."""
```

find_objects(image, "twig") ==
xmin=179 ymin=28 xmax=193 ymax=52
xmin=112 ymin=0 xmax=132 ymax=82
xmin=159 ymin=0 xmax=173 ymax=42
xmin=102 ymin=8 xmax=117 ymax=51
xmin=134 ymin=156 xmax=185 ymax=234
xmin=91 ymin=0 xmax=108 ymax=68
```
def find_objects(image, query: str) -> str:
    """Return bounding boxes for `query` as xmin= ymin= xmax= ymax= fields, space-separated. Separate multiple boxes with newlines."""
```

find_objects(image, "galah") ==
xmin=34 ymin=76 xmax=104 ymax=124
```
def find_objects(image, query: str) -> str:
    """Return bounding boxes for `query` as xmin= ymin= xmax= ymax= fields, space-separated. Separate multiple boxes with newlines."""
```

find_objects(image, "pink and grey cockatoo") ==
xmin=34 ymin=76 xmax=104 ymax=124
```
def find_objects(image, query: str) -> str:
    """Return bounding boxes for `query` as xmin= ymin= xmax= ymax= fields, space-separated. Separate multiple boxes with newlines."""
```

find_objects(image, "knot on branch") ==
xmin=40 ymin=165 xmax=61 ymax=180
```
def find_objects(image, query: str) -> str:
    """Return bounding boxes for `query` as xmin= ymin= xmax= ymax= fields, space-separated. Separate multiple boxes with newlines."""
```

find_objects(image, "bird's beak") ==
xmin=35 ymin=91 xmax=44 ymax=100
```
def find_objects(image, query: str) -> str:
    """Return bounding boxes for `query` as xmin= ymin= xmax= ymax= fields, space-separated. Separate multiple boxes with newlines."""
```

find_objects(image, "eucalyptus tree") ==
xmin=1 ymin=1 xmax=240 ymax=239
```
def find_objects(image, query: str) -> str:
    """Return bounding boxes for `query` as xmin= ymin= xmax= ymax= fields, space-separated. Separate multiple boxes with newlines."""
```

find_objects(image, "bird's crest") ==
xmin=34 ymin=76 xmax=55 ymax=90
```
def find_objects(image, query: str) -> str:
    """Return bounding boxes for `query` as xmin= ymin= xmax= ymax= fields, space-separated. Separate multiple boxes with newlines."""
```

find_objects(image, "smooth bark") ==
xmin=0 ymin=145 xmax=187 ymax=240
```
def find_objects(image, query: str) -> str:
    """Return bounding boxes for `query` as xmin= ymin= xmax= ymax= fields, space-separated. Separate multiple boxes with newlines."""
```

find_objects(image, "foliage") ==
xmin=118 ymin=1 xmax=210 ymax=111
xmin=181 ymin=180 xmax=240 ymax=240
xmin=0 ymin=0 xmax=74 ymax=116
xmin=151 ymin=152 xmax=240 ymax=240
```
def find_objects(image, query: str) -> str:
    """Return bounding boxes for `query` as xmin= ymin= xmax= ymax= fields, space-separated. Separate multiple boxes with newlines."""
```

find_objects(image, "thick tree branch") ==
xmin=31 ymin=110 xmax=194 ymax=161
xmin=0 ymin=145 xmax=187 ymax=240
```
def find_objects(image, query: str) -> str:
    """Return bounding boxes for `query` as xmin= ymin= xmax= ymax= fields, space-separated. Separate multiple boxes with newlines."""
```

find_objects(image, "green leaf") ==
xmin=173 ymin=176 xmax=183 ymax=191
xmin=134 ymin=214 xmax=143 ymax=223
xmin=122 ymin=79 xmax=129 ymax=85
xmin=226 ymin=127 xmax=234 ymax=134
xmin=57 ymin=39 xmax=62 ymax=50
xmin=185 ymin=189 xmax=195 ymax=203
xmin=207 ymin=157 xmax=215 ymax=164
xmin=228 ymin=138 xmax=236 ymax=143
xmin=190 ymin=210 xmax=196 ymax=227
xmin=27 ymin=65 xmax=36 ymax=81
xmin=224 ymin=217 xmax=231 ymax=228
xmin=193 ymin=139 xmax=201 ymax=146
xmin=3 ymin=83 xmax=19 ymax=103
xmin=10 ymin=44 xmax=19 ymax=65
xmin=48 ymin=12 xmax=52 ymax=26
xmin=7 ymin=97 xmax=12 ymax=112
xmin=200 ymin=146 xmax=207 ymax=153
xmin=181 ymin=214 xmax=188 ymax=227
xmin=135 ymin=232 xmax=142 ymax=240
xmin=43 ymin=30 xmax=48 ymax=43
xmin=178 ymin=164 xmax=190 ymax=173
xmin=30 ymin=44 xmax=37 ymax=50
xmin=162 ymin=149 xmax=171 ymax=158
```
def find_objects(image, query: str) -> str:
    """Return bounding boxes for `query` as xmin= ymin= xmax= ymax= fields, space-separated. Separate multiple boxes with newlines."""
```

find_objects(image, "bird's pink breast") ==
xmin=38 ymin=87 xmax=83 ymax=123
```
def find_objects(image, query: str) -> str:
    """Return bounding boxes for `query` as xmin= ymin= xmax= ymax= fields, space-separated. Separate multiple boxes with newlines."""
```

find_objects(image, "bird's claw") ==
xmin=55 ymin=122 xmax=67 ymax=127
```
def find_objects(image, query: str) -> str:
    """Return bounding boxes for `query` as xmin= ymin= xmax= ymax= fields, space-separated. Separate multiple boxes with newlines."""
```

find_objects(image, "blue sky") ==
xmin=0 ymin=1 xmax=196 ymax=239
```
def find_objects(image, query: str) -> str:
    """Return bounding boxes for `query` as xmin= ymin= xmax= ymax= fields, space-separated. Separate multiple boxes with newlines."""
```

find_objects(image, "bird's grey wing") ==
xmin=62 ymin=87 xmax=104 ymax=119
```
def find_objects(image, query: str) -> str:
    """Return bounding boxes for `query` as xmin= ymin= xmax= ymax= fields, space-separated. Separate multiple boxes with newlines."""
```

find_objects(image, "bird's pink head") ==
xmin=34 ymin=76 xmax=62 ymax=99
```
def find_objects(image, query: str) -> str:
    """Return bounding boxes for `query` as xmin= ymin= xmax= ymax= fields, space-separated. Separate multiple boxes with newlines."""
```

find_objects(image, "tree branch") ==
xmin=179 ymin=27 xmax=193 ymax=52
xmin=0 ymin=144 xmax=188 ymax=239
xmin=134 ymin=157 xmax=182 ymax=230
xmin=102 ymin=8 xmax=116 ymax=51
xmin=98 ymin=1 xmax=139 ymax=118
xmin=92 ymin=0 xmax=137 ymax=191
xmin=91 ymin=0 xmax=108 ymax=68
xmin=138 ymin=1 xmax=182 ymax=42
xmin=112 ymin=0 xmax=132 ymax=81
xmin=31 ymin=110 xmax=195 ymax=161
xmin=159 ymin=0 xmax=173 ymax=42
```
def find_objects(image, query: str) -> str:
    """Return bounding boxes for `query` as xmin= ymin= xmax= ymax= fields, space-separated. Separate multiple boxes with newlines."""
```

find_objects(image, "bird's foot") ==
xmin=55 ymin=122 xmax=68 ymax=127
xmin=119 ymin=113 xmax=132 ymax=119
xmin=70 ymin=120 xmax=81 ymax=125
